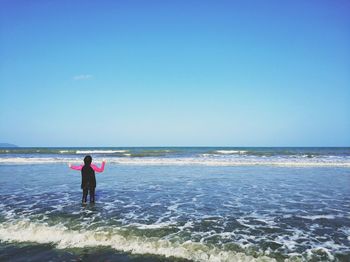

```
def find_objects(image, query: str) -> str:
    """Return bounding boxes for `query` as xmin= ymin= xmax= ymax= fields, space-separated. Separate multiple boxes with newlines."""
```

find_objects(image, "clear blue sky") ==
xmin=0 ymin=0 xmax=349 ymax=147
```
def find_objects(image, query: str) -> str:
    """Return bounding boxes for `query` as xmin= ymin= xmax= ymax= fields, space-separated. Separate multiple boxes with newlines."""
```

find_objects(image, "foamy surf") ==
xmin=214 ymin=150 xmax=248 ymax=154
xmin=1 ymin=156 xmax=349 ymax=261
xmin=76 ymin=150 xmax=128 ymax=154
xmin=0 ymin=220 xmax=275 ymax=262
xmin=1 ymin=156 xmax=350 ymax=167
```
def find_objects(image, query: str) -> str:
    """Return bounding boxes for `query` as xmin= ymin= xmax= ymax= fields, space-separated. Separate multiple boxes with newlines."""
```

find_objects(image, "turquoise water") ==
xmin=0 ymin=147 xmax=349 ymax=261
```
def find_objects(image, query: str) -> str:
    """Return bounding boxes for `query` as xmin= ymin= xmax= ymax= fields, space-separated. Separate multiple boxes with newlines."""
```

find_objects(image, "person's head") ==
xmin=84 ymin=155 xmax=92 ymax=165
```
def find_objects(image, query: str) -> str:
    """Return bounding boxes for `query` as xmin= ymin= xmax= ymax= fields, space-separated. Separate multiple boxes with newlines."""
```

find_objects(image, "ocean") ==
xmin=0 ymin=147 xmax=349 ymax=261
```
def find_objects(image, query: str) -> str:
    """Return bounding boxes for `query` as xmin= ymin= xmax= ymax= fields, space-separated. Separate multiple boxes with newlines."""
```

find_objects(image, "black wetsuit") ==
xmin=81 ymin=165 xmax=96 ymax=203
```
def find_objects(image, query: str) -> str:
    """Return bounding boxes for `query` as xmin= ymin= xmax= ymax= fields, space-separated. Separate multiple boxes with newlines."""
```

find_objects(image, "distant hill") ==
xmin=0 ymin=143 xmax=18 ymax=147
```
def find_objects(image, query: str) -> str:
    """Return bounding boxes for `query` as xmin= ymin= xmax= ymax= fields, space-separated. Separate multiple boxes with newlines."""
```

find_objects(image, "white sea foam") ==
xmin=76 ymin=150 xmax=128 ymax=154
xmin=339 ymin=227 xmax=350 ymax=241
xmin=0 ymin=220 xmax=276 ymax=262
xmin=300 ymin=215 xmax=336 ymax=220
xmin=214 ymin=150 xmax=248 ymax=154
xmin=1 ymin=156 xmax=350 ymax=167
xmin=59 ymin=150 xmax=71 ymax=153
xmin=90 ymin=157 xmax=350 ymax=167
xmin=128 ymin=222 xmax=176 ymax=229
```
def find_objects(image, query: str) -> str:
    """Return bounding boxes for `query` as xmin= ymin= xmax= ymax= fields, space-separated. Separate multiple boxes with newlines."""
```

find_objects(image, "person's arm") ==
xmin=91 ymin=160 xmax=106 ymax=173
xmin=69 ymin=164 xmax=83 ymax=171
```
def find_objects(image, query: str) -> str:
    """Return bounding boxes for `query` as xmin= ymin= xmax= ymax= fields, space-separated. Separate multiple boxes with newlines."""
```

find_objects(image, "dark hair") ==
xmin=84 ymin=155 xmax=92 ymax=165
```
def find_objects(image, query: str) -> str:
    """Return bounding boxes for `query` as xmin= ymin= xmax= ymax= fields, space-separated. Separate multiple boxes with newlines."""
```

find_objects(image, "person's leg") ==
xmin=90 ymin=187 xmax=95 ymax=203
xmin=82 ymin=188 xmax=88 ymax=203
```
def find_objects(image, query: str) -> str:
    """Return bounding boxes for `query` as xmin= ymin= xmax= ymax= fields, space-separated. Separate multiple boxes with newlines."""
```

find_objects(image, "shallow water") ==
xmin=0 ymin=148 xmax=350 ymax=261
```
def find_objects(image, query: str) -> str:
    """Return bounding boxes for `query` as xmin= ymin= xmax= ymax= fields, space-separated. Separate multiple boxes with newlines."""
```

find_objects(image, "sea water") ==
xmin=0 ymin=147 xmax=349 ymax=261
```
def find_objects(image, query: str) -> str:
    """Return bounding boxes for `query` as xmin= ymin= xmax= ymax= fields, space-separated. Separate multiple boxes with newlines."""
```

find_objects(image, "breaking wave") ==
xmin=0 ymin=220 xmax=275 ymax=262
xmin=213 ymin=150 xmax=248 ymax=154
xmin=0 ymin=156 xmax=349 ymax=167
xmin=75 ymin=150 xmax=128 ymax=154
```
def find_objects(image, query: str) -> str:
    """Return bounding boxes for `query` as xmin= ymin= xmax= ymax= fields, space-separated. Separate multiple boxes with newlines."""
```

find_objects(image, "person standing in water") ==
xmin=69 ymin=155 xmax=106 ymax=203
